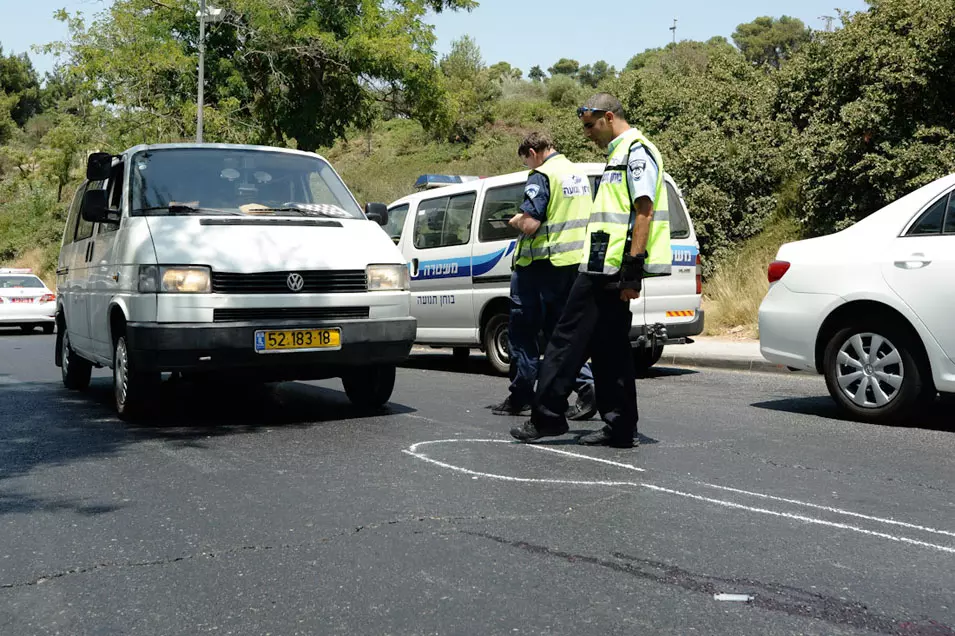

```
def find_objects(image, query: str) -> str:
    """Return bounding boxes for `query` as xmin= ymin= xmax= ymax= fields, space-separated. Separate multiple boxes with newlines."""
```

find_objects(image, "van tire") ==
xmin=20 ymin=324 xmax=36 ymax=334
xmin=60 ymin=326 xmax=92 ymax=391
xmin=342 ymin=364 xmax=396 ymax=409
xmin=113 ymin=334 xmax=160 ymax=421
xmin=633 ymin=344 xmax=664 ymax=378
xmin=483 ymin=314 xmax=510 ymax=375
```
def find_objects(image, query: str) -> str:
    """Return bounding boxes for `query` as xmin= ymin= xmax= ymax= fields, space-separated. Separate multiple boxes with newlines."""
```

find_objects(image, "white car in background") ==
xmin=759 ymin=174 xmax=955 ymax=423
xmin=0 ymin=268 xmax=57 ymax=334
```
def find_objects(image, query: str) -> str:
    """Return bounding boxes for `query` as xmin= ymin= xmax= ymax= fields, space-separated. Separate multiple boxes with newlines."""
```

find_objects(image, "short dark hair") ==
xmin=518 ymin=132 xmax=555 ymax=157
xmin=580 ymin=93 xmax=626 ymax=120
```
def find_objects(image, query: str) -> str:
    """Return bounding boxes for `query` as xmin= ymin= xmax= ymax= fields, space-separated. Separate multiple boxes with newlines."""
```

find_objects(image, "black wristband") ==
xmin=618 ymin=253 xmax=646 ymax=290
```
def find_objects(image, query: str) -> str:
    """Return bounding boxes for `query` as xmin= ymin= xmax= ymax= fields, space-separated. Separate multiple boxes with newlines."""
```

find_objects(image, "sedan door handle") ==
xmin=894 ymin=258 xmax=931 ymax=270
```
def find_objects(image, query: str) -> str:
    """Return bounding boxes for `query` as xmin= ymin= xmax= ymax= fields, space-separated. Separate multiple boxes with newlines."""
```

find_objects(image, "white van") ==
xmin=385 ymin=164 xmax=703 ymax=374
xmin=56 ymin=143 xmax=415 ymax=419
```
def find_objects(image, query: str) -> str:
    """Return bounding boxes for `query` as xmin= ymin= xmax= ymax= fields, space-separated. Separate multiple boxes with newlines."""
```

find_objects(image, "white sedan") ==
xmin=759 ymin=175 xmax=954 ymax=423
xmin=0 ymin=269 xmax=57 ymax=334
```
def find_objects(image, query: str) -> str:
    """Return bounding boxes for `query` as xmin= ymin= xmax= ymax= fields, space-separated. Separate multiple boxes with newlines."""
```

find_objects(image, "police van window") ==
xmin=63 ymin=184 xmax=87 ymax=246
xmin=479 ymin=184 xmax=523 ymax=243
xmin=384 ymin=204 xmax=409 ymax=242
xmin=666 ymin=182 xmax=691 ymax=240
xmin=945 ymin=194 xmax=955 ymax=235
xmin=413 ymin=192 xmax=476 ymax=249
xmin=906 ymin=193 xmax=948 ymax=236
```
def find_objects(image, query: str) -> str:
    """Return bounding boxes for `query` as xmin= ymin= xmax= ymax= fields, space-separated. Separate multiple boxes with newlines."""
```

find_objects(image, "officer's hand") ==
xmin=508 ymin=214 xmax=523 ymax=229
xmin=620 ymin=288 xmax=641 ymax=302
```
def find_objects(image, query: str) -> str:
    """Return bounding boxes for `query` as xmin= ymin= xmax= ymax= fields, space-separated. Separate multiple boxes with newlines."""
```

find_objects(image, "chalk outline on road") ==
xmin=403 ymin=438 xmax=955 ymax=555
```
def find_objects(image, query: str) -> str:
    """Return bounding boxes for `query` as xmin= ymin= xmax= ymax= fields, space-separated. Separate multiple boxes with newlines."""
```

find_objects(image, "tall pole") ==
xmin=670 ymin=18 xmax=678 ymax=46
xmin=197 ymin=0 xmax=206 ymax=142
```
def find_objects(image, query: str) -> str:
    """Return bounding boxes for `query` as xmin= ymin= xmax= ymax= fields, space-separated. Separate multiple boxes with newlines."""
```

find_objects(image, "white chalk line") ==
xmin=404 ymin=438 xmax=955 ymax=555
xmin=641 ymin=483 xmax=955 ymax=555
xmin=407 ymin=438 xmax=644 ymax=473
xmin=699 ymin=482 xmax=955 ymax=540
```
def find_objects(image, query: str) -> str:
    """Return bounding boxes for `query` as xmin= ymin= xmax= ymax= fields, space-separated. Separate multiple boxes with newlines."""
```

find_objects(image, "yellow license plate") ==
xmin=254 ymin=328 xmax=341 ymax=353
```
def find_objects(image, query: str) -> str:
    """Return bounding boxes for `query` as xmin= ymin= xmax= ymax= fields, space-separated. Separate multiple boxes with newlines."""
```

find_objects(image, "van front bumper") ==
xmin=125 ymin=317 xmax=416 ymax=380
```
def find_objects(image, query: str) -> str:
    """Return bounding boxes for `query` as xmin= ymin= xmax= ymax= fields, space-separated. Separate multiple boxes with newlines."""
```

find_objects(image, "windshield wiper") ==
xmin=244 ymin=203 xmax=351 ymax=219
xmin=136 ymin=205 xmax=240 ymax=215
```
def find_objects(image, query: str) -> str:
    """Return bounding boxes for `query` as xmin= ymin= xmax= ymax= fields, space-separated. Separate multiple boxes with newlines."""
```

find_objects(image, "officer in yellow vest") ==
xmin=510 ymin=94 xmax=671 ymax=448
xmin=489 ymin=132 xmax=597 ymax=419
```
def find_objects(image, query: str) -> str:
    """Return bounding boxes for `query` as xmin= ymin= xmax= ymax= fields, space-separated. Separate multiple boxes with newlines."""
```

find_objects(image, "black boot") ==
xmin=488 ymin=396 xmax=532 ymax=417
xmin=576 ymin=426 xmax=635 ymax=448
xmin=565 ymin=383 xmax=597 ymax=421
xmin=510 ymin=419 xmax=569 ymax=442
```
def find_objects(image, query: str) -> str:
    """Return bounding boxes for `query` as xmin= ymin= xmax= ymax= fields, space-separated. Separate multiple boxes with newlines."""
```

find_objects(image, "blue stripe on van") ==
xmin=672 ymin=246 xmax=698 ymax=267
xmin=412 ymin=241 xmax=516 ymax=280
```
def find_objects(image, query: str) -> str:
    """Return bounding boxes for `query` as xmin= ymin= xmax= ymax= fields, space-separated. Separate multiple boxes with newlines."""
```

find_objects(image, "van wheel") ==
xmin=823 ymin=323 xmax=933 ymax=424
xmin=633 ymin=344 xmax=664 ymax=378
xmin=484 ymin=314 xmax=510 ymax=375
xmin=113 ymin=334 xmax=160 ymax=421
xmin=452 ymin=347 xmax=470 ymax=363
xmin=342 ymin=365 xmax=396 ymax=409
xmin=60 ymin=326 xmax=92 ymax=390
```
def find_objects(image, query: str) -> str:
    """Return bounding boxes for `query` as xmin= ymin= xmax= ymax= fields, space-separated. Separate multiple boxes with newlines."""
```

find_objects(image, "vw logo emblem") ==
xmin=286 ymin=272 xmax=304 ymax=292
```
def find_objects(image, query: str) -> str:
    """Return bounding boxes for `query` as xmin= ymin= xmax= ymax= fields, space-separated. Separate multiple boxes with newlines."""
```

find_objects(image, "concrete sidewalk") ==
xmin=663 ymin=336 xmax=794 ymax=374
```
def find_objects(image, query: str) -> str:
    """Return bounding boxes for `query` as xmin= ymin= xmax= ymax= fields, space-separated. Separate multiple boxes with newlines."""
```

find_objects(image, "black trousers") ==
xmin=532 ymin=273 xmax=638 ymax=440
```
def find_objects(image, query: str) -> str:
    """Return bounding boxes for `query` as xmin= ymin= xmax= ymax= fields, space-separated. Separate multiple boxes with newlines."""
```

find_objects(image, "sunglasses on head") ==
xmin=577 ymin=106 xmax=608 ymax=118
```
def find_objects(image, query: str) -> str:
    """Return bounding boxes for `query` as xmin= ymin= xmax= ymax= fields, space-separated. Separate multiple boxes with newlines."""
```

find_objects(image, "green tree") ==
xmin=439 ymin=35 xmax=500 ymax=142
xmin=578 ymin=60 xmax=615 ymax=88
xmin=0 ymin=47 xmax=42 ymax=127
xmin=528 ymin=65 xmax=545 ymax=82
xmin=732 ymin=16 xmax=811 ymax=69
xmin=548 ymin=58 xmax=579 ymax=78
xmin=776 ymin=0 xmax=955 ymax=234
xmin=46 ymin=0 xmax=476 ymax=150
xmin=488 ymin=61 xmax=522 ymax=82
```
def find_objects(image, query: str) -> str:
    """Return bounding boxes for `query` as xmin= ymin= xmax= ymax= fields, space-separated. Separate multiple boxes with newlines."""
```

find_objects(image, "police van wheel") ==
xmin=342 ymin=364 xmax=396 ymax=409
xmin=633 ymin=344 xmax=664 ymax=378
xmin=484 ymin=314 xmax=510 ymax=375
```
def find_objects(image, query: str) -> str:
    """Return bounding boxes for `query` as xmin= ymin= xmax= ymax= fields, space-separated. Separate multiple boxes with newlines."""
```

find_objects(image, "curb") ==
xmin=660 ymin=353 xmax=796 ymax=375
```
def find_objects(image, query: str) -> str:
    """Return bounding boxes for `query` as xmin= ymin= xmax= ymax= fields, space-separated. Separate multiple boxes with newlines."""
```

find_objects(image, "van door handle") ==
xmin=411 ymin=258 xmax=419 ymax=277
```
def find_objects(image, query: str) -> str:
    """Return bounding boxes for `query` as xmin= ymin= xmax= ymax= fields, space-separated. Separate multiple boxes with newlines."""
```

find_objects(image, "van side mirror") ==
xmin=86 ymin=152 xmax=113 ymax=181
xmin=365 ymin=202 xmax=388 ymax=226
xmin=81 ymin=189 xmax=118 ymax=224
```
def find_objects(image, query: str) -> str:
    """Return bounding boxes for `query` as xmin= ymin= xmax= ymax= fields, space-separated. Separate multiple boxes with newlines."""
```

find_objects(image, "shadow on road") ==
xmin=0 ymin=376 xmax=416 ymax=516
xmin=402 ymin=351 xmax=700 ymax=381
xmin=751 ymin=394 xmax=954 ymax=432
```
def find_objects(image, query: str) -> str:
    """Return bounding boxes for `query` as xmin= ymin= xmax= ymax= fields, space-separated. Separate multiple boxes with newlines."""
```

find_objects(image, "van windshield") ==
xmin=129 ymin=148 xmax=363 ymax=219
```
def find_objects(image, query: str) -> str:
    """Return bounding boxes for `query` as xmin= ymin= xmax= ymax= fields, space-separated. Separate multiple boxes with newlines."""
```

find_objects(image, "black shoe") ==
xmin=490 ymin=396 xmax=533 ymax=417
xmin=565 ymin=384 xmax=597 ymax=421
xmin=576 ymin=426 xmax=635 ymax=448
xmin=510 ymin=419 xmax=569 ymax=442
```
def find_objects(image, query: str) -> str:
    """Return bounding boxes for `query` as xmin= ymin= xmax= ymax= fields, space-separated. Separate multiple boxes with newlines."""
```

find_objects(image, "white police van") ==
xmin=386 ymin=164 xmax=704 ymax=374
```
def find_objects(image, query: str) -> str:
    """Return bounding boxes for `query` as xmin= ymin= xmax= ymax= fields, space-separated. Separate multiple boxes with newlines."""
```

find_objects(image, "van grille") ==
xmin=211 ymin=270 xmax=367 ymax=294
xmin=213 ymin=307 xmax=370 ymax=323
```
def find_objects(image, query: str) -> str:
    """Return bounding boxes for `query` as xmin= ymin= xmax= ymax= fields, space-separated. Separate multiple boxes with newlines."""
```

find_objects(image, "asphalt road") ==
xmin=1 ymin=328 xmax=953 ymax=636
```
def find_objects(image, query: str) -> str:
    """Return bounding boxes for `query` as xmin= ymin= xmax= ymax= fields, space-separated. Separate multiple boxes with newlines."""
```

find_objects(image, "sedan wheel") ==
xmin=823 ymin=324 xmax=932 ymax=424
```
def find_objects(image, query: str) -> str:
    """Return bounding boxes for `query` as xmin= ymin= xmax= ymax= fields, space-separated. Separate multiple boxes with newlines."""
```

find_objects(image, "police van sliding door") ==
xmin=471 ymin=182 xmax=523 ymax=327
xmin=406 ymin=192 xmax=477 ymax=344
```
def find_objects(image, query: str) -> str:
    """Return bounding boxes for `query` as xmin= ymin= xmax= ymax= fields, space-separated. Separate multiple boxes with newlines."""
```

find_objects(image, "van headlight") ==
xmin=366 ymin=264 xmax=409 ymax=291
xmin=138 ymin=266 xmax=211 ymax=293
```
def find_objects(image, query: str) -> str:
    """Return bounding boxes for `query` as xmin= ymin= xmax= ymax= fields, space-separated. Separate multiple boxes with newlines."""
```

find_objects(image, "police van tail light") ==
xmin=695 ymin=254 xmax=702 ymax=295
xmin=768 ymin=261 xmax=791 ymax=284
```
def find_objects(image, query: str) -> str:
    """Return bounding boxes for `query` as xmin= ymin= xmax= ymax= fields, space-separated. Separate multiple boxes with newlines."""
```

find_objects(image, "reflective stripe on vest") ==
xmin=515 ymin=154 xmax=594 ymax=268
xmin=580 ymin=129 xmax=672 ymax=277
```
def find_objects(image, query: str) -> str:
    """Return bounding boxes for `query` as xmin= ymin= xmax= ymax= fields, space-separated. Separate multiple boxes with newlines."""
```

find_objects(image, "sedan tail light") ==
xmin=768 ymin=260 xmax=791 ymax=283
xmin=38 ymin=294 xmax=56 ymax=303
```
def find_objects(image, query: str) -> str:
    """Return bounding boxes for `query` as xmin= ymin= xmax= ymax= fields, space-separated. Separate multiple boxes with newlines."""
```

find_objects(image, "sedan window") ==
xmin=906 ymin=194 xmax=949 ymax=236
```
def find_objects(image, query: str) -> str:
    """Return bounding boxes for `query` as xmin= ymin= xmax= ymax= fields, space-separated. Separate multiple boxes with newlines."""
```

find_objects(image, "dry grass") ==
xmin=702 ymin=218 xmax=800 ymax=338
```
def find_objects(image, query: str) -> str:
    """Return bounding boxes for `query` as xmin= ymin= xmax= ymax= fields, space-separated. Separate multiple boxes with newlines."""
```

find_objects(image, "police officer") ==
xmin=489 ymin=132 xmax=597 ymax=420
xmin=510 ymin=94 xmax=672 ymax=448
